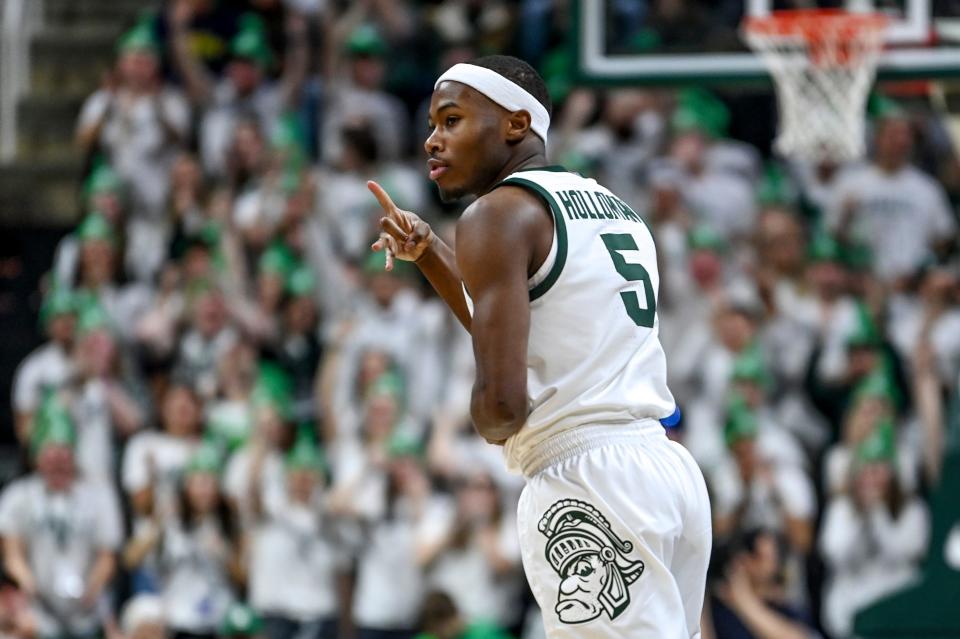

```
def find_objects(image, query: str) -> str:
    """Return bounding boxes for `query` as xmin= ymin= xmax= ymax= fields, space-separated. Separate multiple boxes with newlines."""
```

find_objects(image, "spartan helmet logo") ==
xmin=538 ymin=499 xmax=645 ymax=624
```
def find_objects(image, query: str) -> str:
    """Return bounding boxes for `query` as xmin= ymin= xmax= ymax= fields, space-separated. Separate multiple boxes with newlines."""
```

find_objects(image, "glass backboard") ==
xmin=574 ymin=0 xmax=960 ymax=84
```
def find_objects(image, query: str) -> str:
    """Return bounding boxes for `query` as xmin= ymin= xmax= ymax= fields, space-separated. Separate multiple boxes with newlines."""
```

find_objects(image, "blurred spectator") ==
xmin=75 ymin=23 xmax=191 ymax=278
xmin=66 ymin=304 xmax=146 ymax=483
xmin=826 ymin=111 xmax=957 ymax=284
xmin=121 ymin=382 xmax=203 ymax=592
xmin=170 ymin=2 xmax=309 ymax=178
xmin=428 ymin=471 xmax=523 ymax=630
xmin=710 ymin=404 xmax=816 ymax=559
xmin=173 ymin=284 xmax=238 ymax=400
xmin=221 ymin=385 xmax=292 ymax=528
xmin=115 ymin=594 xmax=166 ymax=639
xmin=888 ymin=263 xmax=960 ymax=387
xmin=708 ymin=529 xmax=821 ymax=639
xmin=0 ymin=400 xmax=122 ymax=639
xmin=314 ymin=120 xmax=426 ymax=264
xmin=348 ymin=444 xmax=454 ymax=639
xmin=247 ymin=433 xmax=339 ymax=639
xmin=819 ymin=425 xmax=930 ymax=637
xmin=0 ymin=575 xmax=36 ymax=639
xmin=156 ymin=446 xmax=238 ymax=639
xmin=669 ymin=93 xmax=758 ymax=241
xmin=12 ymin=289 xmax=77 ymax=443
xmin=153 ymin=0 xmax=247 ymax=77
xmin=321 ymin=22 xmax=410 ymax=164
xmin=552 ymin=89 xmax=663 ymax=207
xmin=414 ymin=591 xmax=513 ymax=639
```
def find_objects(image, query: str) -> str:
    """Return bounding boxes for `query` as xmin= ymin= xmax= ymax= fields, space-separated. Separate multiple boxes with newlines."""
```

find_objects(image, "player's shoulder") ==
xmin=461 ymin=181 xmax=550 ymax=231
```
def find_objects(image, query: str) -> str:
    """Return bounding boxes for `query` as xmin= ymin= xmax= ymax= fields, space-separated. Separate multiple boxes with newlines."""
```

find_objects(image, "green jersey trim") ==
xmin=498 ymin=176 xmax=568 ymax=302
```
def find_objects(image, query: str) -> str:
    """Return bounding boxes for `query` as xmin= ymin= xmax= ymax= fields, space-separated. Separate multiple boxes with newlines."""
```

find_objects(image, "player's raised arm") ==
xmin=456 ymin=187 xmax=547 ymax=444
xmin=367 ymin=181 xmax=472 ymax=331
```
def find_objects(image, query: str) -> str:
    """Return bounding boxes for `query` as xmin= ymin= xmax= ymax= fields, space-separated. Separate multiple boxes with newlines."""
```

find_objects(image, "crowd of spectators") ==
xmin=6 ymin=1 xmax=960 ymax=639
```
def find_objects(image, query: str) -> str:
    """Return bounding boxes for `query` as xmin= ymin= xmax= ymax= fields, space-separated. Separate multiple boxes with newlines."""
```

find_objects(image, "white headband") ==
xmin=435 ymin=63 xmax=550 ymax=144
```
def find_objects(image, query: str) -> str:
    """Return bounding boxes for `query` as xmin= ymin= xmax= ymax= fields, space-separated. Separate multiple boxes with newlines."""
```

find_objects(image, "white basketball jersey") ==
xmin=487 ymin=167 xmax=677 ymax=473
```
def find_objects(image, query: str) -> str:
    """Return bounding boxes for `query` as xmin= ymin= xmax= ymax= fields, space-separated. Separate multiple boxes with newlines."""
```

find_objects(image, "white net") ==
xmin=743 ymin=11 xmax=888 ymax=162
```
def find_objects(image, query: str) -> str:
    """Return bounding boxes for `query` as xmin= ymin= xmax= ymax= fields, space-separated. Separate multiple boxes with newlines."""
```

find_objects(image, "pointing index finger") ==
xmin=367 ymin=180 xmax=399 ymax=215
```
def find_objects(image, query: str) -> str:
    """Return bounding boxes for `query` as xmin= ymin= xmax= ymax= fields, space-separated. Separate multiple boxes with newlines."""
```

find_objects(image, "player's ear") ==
xmin=505 ymin=110 xmax=532 ymax=144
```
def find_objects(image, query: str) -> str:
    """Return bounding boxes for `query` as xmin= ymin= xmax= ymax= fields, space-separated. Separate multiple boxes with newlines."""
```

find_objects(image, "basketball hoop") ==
xmin=743 ymin=9 xmax=888 ymax=162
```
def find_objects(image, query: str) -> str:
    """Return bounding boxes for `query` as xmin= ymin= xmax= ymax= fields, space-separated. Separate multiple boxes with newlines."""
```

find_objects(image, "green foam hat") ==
xmin=76 ymin=300 xmax=112 ymax=335
xmin=76 ymin=212 xmax=117 ymax=245
xmin=363 ymin=249 xmax=389 ymax=274
xmin=84 ymin=164 xmax=123 ymax=199
xmin=687 ymin=224 xmax=726 ymax=254
xmin=808 ymin=232 xmax=843 ymax=264
xmin=40 ymin=288 xmax=77 ymax=327
xmin=855 ymin=419 xmax=897 ymax=465
xmin=731 ymin=345 xmax=769 ymax=387
xmin=220 ymin=602 xmax=262 ymax=637
xmin=117 ymin=21 xmax=160 ymax=55
xmin=206 ymin=410 xmax=253 ymax=453
xmin=345 ymin=23 xmax=387 ymax=57
xmin=31 ymin=393 xmax=77 ymax=456
xmin=258 ymin=243 xmax=298 ymax=277
xmin=868 ymin=94 xmax=907 ymax=121
xmin=285 ymin=428 xmax=326 ymax=472
xmin=362 ymin=249 xmax=414 ymax=278
xmin=367 ymin=371 xmax=404 ymax=401
xmin=757 ymin=162 xmax=797 ymax=206
xmin=230 ymin=15 xmax=274 ymax=68
xmin=672 ymin=88 xmax=730 ymax=138
xmin=724 ymin=400 xmax=759 ymax=446
xmin=386 ymin=430 xmax=423 ymax=459
xmin=271 ymin=113 xmax=308 ymax=157
xmin=286 ymin=265 xmax=316 ymax=297
xmin=184 ymin=442 xmax=223 ymax=476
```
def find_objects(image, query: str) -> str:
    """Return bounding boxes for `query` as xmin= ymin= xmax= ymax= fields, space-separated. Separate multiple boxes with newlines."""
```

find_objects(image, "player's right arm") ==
xmin=367 ymin=181 xmax=472 ymax=331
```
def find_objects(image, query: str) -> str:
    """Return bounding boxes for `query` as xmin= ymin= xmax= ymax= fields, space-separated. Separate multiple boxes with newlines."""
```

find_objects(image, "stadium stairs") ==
xmin=0 ymin=0 xmax=152 ymax=227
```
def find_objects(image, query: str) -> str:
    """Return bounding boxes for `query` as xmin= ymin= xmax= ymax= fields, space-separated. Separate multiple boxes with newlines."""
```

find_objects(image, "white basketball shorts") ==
xmin=516 ymin=420 xmax=712 ymax=638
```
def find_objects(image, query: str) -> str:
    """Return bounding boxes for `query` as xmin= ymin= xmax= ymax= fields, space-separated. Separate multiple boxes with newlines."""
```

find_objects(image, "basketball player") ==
xmin=368 ymin=55 xmax=711 ymax=638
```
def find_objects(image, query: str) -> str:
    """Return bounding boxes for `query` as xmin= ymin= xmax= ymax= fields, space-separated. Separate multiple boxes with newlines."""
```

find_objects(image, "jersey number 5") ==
xmin=600 ymin=233 xmax=656 ymax=328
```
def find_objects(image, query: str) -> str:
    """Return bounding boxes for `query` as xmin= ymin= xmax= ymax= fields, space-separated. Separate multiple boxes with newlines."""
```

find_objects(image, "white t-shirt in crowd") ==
xmin=12 ymin=342 xmax=72 ymax=414
xmin=70 ymin=379 xmax=118 ymax=483
xmin=710 ymin=454 xmax=817 ymax=533
xmin=820 ymin=496 xmax=929 ymax=638
xmin=249 ymin=491 xmax=341 ymax=621
xmin=122 ymin=431 xmax=197 ymax=506
xmin=351 ymin=495 xmax=454 ymax=629
xmin=76 ymin=88 xmax=190 ymax=216
xmin=827 ymin=163 xmax=956 ymax=281
xmin=0 ymin=475 xmax=122 ymax=636
xmin=888 ymin=294 xmax=960 ymax=384
xmin=682 ymin=169 xmax=757 ymax=240
xmin=428 ymin=515 xmax=524 ymax=628
xmin=223 ymin=446 xmax=285 ymax=527
xmin=160 ymin=519 xmax=235 ymax=633
xmin=200 ymin=80 xmax=284 ymax=178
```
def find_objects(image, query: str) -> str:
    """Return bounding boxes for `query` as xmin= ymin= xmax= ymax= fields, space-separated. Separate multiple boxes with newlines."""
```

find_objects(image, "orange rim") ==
xmin=744 ymin=9 xmax=888 ymax=66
